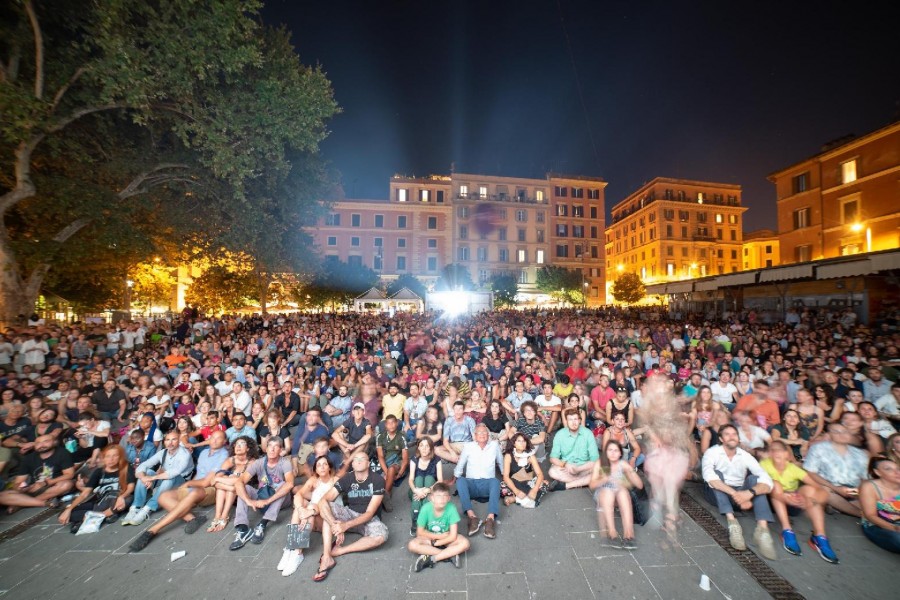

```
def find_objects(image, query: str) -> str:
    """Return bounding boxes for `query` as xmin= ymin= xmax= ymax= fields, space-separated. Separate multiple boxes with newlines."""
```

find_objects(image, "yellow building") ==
xmin=742 ymin=229 xmax=781 ymax=270
xmin=605 ymin=177 xmax=747 ymax=302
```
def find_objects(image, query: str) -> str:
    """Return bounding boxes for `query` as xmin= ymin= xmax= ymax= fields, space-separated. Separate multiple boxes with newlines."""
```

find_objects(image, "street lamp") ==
xmin=125 ymin=279 xmax=134 ymax=313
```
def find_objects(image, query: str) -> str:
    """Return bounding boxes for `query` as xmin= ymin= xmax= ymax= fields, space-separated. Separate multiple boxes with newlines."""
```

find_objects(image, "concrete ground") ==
xmin=0 ymin=476 xmax=895 ymax=599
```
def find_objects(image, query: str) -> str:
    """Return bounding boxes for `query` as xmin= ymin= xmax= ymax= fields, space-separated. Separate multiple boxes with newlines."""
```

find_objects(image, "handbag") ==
xmin=629 ymin=486 xmax=650 ymax=526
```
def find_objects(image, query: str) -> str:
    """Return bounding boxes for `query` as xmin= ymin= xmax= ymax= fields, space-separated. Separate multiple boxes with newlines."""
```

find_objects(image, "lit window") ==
xmin=518 ymin=249 xmax=526 ymax=263
xmin=479 ymin=186 xmax=488 ymax=199
xmin=715 ymin=213 xmax=724 ymax=224
xmin=397 ymin=189 xmax=408 ymax=202
xmin=841 ymin=160 xmax=857 ymax=184
xmin=459 ymin=184 xmax=468 ymax=197
xmin=536 ymin=249 xmax=545 ymax=264
xmin=420 ymin=189 xmax=430 ymax=202
xmin=536 ymin=190 xmax=545 ymax=202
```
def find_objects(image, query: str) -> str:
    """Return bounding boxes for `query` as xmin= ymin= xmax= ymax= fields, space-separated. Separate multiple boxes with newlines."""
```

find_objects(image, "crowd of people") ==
xmin=1 ymin=302 xmax=899 ymax=581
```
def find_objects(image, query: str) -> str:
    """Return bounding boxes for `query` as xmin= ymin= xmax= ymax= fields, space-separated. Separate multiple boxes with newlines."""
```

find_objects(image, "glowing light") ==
xmin=850 ymin=222 xmax=863 ymax=232
xmin=616 ymin=264 xmax=624 ymax=272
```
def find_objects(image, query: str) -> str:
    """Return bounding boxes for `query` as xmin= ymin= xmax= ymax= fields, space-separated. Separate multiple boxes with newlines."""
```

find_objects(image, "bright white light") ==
xmin=429 ymin=291 xmax=470 ymax=317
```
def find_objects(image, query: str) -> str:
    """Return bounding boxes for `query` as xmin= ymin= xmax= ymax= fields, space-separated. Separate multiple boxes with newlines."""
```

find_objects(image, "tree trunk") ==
xmin=256 ymin=270 xmax=271 ymax=315
xmin=0 ymin=231 xmax=29 ymax=327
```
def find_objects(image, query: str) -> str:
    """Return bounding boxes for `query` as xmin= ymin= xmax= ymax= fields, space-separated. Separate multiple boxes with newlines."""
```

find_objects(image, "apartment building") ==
xmin=742 ymin=229 xmax=780 ymax=270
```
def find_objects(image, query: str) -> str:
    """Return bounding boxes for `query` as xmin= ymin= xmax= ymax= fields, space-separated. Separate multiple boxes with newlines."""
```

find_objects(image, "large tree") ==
xmin=386 ymin=274 xmax=428 ymax=301
xmin=536 ymin=265 xmax=584 ymax=306
xmin=434 ymin=264 xmax=476 ymax=292
xmin=489 ymin=273 xmax=518 ymax=308
xmin=611 ymin=272 xmax=646 ymax=305
xmin=0 ymin=0 xmax=338 ymax=324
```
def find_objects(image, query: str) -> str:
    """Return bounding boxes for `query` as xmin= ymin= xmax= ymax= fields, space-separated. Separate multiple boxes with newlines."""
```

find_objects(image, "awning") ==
xmin=667 ymin=281 xmax=694 ymax=294
xmin=645 ymin=283 xmax=668 ymax=295
xmin=868 ymin=252 xmax=900 ymax=273
xmin=817 ymin=261 xmax=871 ymax=280
xmin=717 ymin=272 xmax=758 ymax=287
xmin=694 ymin=279 xmax=719 ymax=291
xmin=758 ymin=264 xmax=814 ymax=283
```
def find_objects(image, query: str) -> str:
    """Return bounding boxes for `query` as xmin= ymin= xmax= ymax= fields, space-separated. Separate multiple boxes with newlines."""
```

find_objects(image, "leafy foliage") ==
xmin=386 ymin=274 xmax=428 ymax=301
xmin=185 ymin=264 xmax=257 ymax=314
xmin=611 ymin=272 xmax=646 ymax=304
xmin=434 ymin=264 xmax=476 ymax=292
xmin=489 ymin=274 xmax=518 ymax=308
xmin=535 ymin=265 xmax=584 ymax=305
xmin=299 ymin=260 xmax=379 ymax=311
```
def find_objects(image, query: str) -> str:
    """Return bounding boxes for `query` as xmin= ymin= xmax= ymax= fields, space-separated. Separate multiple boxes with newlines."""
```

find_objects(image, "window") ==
xmin=436 ymin=190 xmax=445 ymax=203
xmin=667 ymin=262 xmax=675 ymax=277
xmin=373 ymin=254 xmax=383 ymax=270
xmin=792 ymin=172 xmax=809 ymax=194
xmin=667 ymin=246 xmax=674 ymax=256
xmin=715 ymin=213 xmax=724 ymax=224
xmin=516 ymin=210 xmax=527 ymax=222
xmin=478 ymin=185 xmax=488 ymax=199
xmin=427 ymin=238 xmax=437 ymax=249
xmin=518 ymin=249 xmax=526 ymax=263
xmin=728 ymin=195 xmax=738 ymax=205
xmin=398 ymin=215 xmax=407 ymax=228
xmin=717 ymin=249 xmax=724 ymax=258
xmin=458 ymin=247 xmax=470 ymax=261
xmin=350 ymin=236 xmax=360 ymax=247
xmin=679 ymin=210 xmax=689 ymax=222
xmin=573 ymin=205 xmax=584 ymax=217
xmin=556 ymin=244 xmax=569 ymax=258
xmin=588 ymin=189 xmax=600 ymax=200
xmin=519 ymin=270 xmax=528 ymax=284
xmin=728 ymin=214 xmax=738 ymax=225
xmin=374 ymin=214 xmax=384 ymax=228
xmin=677 ymin=190 xmax=686 ymax=201
xmin=590 ymin=226 xmax=597 ymax=238
xmin=477 ymin=247 xmax=488 ymax=262
xmin=554 ymin=186 xmax=568 ymax=197
xmin=841 ymin=197 xmax=859 ymax=224
xmin=796 ymin=245 xmax=812 ymax=262
xmin=536 ymin=190 xmax=545 ymax=202
xmin=325 ymin=255 xmax=338 ymax=264
xmin=397 ymin=238 xmax=406 ymax=248
xmin=518 ymin=228 xmax=527 ymax=242
xmin=498 ymin=228 xmax=507 ymax=241
xmin=730 ymin=230 xmax=737 ymax=241
xmin=396 ymin=256 xmax=406 ymax=270
xmin=427 ymin=216 xmax=437 ymax=229
xmin=427 ymin=257 xmax=437 ymax=271
xmin=663 ymin=209 xmax=674 ymax=220
xmin=590 ymin=206 xmax=597 ymax=219
xmin=681 ymin=226 xmax=688 ymax=238
xmin=697 ymin=212 xmax=708 ymax=223
xmin=459 ymin=184 xmax=468 ymax=197
xmin=697 ymin=192 xmax=705 ymax=203
xmin=397 ymin=189 xmax=408 ymax=202
xmin=556 ymin=204 xmax=568 ymax=217
xmin=793 ymin=207 xmax=810 ymax=229
xmin=573 ymin=225 xmax=584 ymax=238
xmin=682 ymin=247 xmax=688 ymax=257
xmin=536 ymin=249 xmax=545 ymax=264
xmin=459 ymin=225 xmax=468 ymax=239
xmin=457 ymin=206 xmax=469 ymax=218
xmin=536 ymin=229 xmax=545 ymax=243
xmin=325 ymin=213 xmax=340 ymax=226
xmin=765 ymin=259 xmax=773 ymax=267
xmin=840 ymin=159 xmax=857 ymax=184
xmin=479 ymin=269 xmax=490 ymax=283
xmin=716 ymin=229 xmax=723 ymax=240
xmin=556 ymin=224 xmax=568 ymax=237
xmin=591 ymin=246 xmax=598 ymax=259
xmin=374 ymin=237 xmax=383 ymax=247
xmin=536 ymin=211 xmax=545 ymax=223
xmin=498 ymin=248 xmax=509 ymax=262
xmin=665 ymin=224 xmax=673 ymax=237
xmin=327 ymin=236 xmax=336 ymax=246
xmin=764 ymin=245 xmax=772 ymax=254
xmin=348 ymin=255 xmax=362 ymax=267
xmin=419 ymin=189 xmax=430 ymax=202
xmin=572 ymin=187 xmax=584 ymax=198
xmin=731 ymin=250 xmax=738 ymax=259
xmin=351 ymin=214 xmax=361 ymax=227
xmin=664 ymin=189 xmax=673 ymax=200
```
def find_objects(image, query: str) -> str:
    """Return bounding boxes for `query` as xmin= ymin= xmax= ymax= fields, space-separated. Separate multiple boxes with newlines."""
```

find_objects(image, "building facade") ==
xmin=770 ymin=121 xmax=900 ymax=264
xmin=604 ymin=177 xmax=746 ymax=302
xmin=310 ymin=172 xmax=608 ymax=305
xmin=742 ymin=229 xmax=781 ymax=270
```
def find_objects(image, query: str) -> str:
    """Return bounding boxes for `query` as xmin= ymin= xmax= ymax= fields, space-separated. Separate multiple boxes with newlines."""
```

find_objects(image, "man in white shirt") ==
xmin=454 ymin=424 xmax=503 ymax=540
xmin=702 ymin=424 xmax=776 ymax=559
xmin=230 ymin=381 xmax=252 ymax=416
xmin=710 ymin=371 xmax=738 ymax=411
xmin=214 ymin=371 xmax=235 ymax=396
xmin=534 ymin=382 xmax=562 ymax=432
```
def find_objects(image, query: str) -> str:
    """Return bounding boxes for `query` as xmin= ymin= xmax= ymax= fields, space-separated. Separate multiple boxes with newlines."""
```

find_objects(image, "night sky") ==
xmin=262 ymin=0 xmax=900 ymax=232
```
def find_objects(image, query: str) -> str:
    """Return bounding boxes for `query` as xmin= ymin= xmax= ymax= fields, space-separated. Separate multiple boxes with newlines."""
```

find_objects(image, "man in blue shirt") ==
xmin=225 ymin=412 xmax=258 ymax=443
xmin=129 ymin=430 xmax=230 ymax=551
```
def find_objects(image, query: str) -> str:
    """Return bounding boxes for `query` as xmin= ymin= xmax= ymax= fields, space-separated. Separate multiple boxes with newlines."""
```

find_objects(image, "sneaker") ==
xmin=809 ymin=534 xmax=839 ymax=564
xmin=621 ymin=536 xmax=637 ymax=550
xmin=251 ymin=522 xmax=266 ymax=544
xmin=467 ymin=515 xmax=482 ymax=537
xmin=277 ymin=548 xmax=293 ymax=571
xmin=129 ymin=530 xmax=156 ymax=552
xmin=229 ymin=527 xmax=254 ymax=551
xmin=754 ymin=526 xmax=777 ymax=560
xmin=184 ymin=514 xmax=207 ymax=535
xmin=130 ymin=506 xmax=151 ymax=527
xmin=452 ymin=553 xmax=461 ymax=568
xmin=281 ymin=551 xmax=304 ymax=576
xmin=483 ymin=517 xmax=496 ymax=539
xmin=382 ymin=493 xmax=393 ymax=513
xmin=549 ymin=479 xmax=566 ymax=492
xmin=517 ymin=496 xmax=536 ymax=509
xmin=121 ymin=505 xmax=140 ymax=526
xmin=414 ymin=554 xmax=434 ymax=573
xmin=410 ymin=524 xmax=418 ymax=537
xmin=781 ymin=529 xmax=801 ymax=556
xmin=727 ymin=520 xmax=746 ymax=551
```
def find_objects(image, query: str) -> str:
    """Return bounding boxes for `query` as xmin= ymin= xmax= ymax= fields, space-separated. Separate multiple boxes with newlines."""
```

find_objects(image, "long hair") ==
xmin=102 ymin=444 xmax=129 ymax=493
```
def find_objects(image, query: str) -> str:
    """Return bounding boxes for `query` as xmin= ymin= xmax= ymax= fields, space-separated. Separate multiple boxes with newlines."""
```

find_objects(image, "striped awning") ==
xmin=758 ymin=264 xmax=814 ymax=283
xmin=817 ymin=261 xmax=871 ymax=279
xmin=667 ymin=281 xmax=694 ymax=294
xmin=716 ymin=272 xmax=758 ymax=287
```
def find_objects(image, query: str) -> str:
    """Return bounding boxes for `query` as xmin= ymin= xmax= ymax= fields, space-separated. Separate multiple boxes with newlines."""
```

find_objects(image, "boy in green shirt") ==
xmin=408 ymin=482 xmax=470 ymax=571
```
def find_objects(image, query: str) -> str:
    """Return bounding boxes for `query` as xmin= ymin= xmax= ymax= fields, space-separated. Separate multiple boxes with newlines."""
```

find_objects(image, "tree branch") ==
xmin=51 ymin=67 xmax=87 ymax=111
xmin=23 ymin=218 xmax=92 ymax=303
xmin=117 ymin=164 xmax=190 ymax=199
xmin=24 ymin=0 xmax=43 ymax=100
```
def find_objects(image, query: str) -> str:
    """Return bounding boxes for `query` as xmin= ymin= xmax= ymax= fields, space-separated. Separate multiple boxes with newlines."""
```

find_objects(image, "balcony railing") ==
xmin=456 ymin=193 xmax=547 ymax=204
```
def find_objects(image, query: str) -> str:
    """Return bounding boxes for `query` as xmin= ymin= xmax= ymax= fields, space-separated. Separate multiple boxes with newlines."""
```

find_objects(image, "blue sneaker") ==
xmin=781 ymin=529 xmax=801 ymax=556
xmin=809 ymin=534 xmax=839 ymax=564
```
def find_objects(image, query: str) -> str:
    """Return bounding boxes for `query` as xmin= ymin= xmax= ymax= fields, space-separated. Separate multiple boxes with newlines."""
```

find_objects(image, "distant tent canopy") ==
xmin=353 ymin=287 xmax=423 ymax=313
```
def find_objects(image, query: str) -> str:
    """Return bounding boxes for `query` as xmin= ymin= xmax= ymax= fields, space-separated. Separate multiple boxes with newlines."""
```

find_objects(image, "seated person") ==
xmin=408 ymin=437 xmax=443 ymax=536
xmin=70 ymin=411 xmax=110 ymax=466
xmin=454 ymin=424 xmax=503 ymax=540
xmin=734 ymin=380 xmax=780 ymax=429
xmin=301 ymin=436 xmax=346 ymax=480
xmin=859 ymin=455 xmax=900 ymax=553
xmin=502 ymin=380 xmax=533 ymax=419
xmin=257 ymin=410 xmax=292 ymax=457
xmin=701 ymin=424 xmax=777 ymax=559
xmin=408 ymin=482 xmax=469 ymax=571
xmin=331 ymin=403 xmax=373 ymax=461
xmin=207 ymin=435 xmax=259 ymax=532
xmin=501 ymin=432 xmax=545 ymax=507
xmin=508 ymin=402 xmax=547 ymax=461
xmin=323 ymin=385 xmax=353 ymax=430
xmin=548 ymin=409 xmax=599 ymax=491
xmin=589 ymin=440 xmax=644 ymax=549
xmin=760 ymin=440 xmax=838 ymax=563
xmin=225 ymin=412 xmax=258 ymax=444
xmin=121 ymin=428 xmax=158 ymax=470
xmin=292 ymin=407 xmax=330 ymax=471
xmin=122 ymin=430 xmax=194 ymax=526
xmin=375 ymin=415 xmax=408 ymax=512
xmin=314 ymin=450 xmax=388 ymax=582
xmin=59 ymin=445 xmax=135 ymax=531
xmin=601 ymin=413 xmax=643 ymax=468
xmin=534 ymin=382 xmax=562 ymax=433
xmin=769 ymin=409 xmax=810 ymax=463
xmin=229 ymin=437 xmax=295 ymax=550
xmin=0 ymin=434 xmax=75 ymax=510
xmin=804 ymin=423 xmax=869 ymax=517
xmin=734 ymin=411 xmax=771 ymax=459
xmin=128 ymin=430 xmax=230 ymax=551
xmin=436 ymin=401 xmax=476 ymax=464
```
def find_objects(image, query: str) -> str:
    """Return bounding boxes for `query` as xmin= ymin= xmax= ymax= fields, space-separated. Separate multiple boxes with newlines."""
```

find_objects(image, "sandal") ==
xmin=313 ymin=557 xmax=335 ymax=582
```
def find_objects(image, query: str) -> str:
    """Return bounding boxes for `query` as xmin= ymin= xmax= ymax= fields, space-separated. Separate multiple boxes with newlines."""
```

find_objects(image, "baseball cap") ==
xmin=353 ymin=402 xmax=365 ymax=410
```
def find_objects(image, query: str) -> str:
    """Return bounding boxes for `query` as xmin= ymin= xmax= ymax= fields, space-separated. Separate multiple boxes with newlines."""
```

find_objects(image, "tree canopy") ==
xmin=386 ymin=274 xmax=428 ymax=301
xmin=489 ymin=274 xmax=518 ymax=308
xmin=434 ymin=264 xmax=476 ymax=292
xmin=535 ymin=265 xmax=585 ymax=306
xmin=611 ymin=272 xmax=646 ymax=304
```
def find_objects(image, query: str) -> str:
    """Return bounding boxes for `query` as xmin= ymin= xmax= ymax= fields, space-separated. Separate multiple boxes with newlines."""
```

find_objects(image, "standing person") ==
xmin=701 ymin=424 xmax=778 ymax=559
xmin=229 ymin=437 xmax=295 ymax=550
xmin=374 ymin=414 xmax=409 ymax=512
xmin=589 ymin=440 xmax=644 ymax=549
xmin=408 ymin=482 xmax=469 ymax=571
xmin=313 ymin=451 xmax=388 ymax=582
xmin=454 ymin=423 xmax=503 ymax=539
xmin=547 ymin=409 xmax=600 ymax=491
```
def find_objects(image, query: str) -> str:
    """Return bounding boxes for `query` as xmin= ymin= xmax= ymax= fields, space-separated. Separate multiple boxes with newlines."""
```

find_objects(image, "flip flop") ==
xmin=313 ymin=558 xmax=335 ymax=582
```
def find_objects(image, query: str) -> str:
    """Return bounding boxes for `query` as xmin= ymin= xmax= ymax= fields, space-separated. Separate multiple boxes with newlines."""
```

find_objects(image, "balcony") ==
xmin=456 ymin=193 xmax=547 ymax=204
xmin=693 ymin=232 xmax=716 ymax=242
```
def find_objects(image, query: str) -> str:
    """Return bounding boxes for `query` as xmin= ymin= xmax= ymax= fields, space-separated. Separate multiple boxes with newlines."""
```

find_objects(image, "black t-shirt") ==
xmin=86 ymin=465 xmax=137 ymax=500
xmin=343 ymin=418 xmax=371 ymax=445
xmin=275 ymin=392 xmax=301 ymax=418
xmin=335 ymin=470 xmax=385 ymax=514
xmin=481 ymin=412 xmax=509 ymax=434
xmin=31 ymin=422 xmax=63 ymax=439
xmin=258 ymin=425 xmax=290 ymax=444
xmin=17 ymin=447 xmax=74 ymax=481
xmin=0 ymin=418 xmax=33 ymax=442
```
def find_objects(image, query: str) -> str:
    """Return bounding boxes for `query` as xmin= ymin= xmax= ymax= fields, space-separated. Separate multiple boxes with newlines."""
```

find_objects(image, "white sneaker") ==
xmin=281 ymin=551 xmax=304 ymax=577
xmin=516 ymin=496 xmax=536 ymax=509
xmin=131 ymin=506 xmax=151 ymax=526
xmin=121 ymin=506 xmax=140 ymax=526
xmin=728 ymin=520 xmax=746 ymax=551
xmin=277 ymin=548 xmax=292 ymax=571
xmin=754 ymin=526 xmax=778 ymax=560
